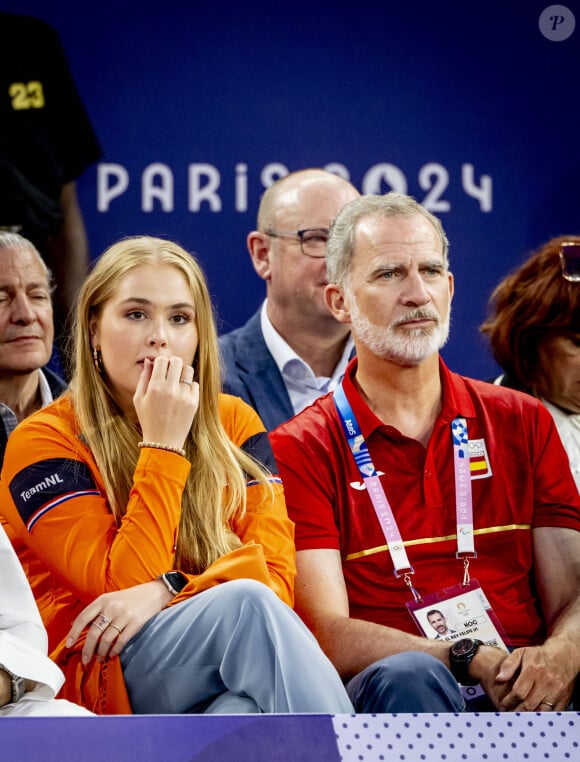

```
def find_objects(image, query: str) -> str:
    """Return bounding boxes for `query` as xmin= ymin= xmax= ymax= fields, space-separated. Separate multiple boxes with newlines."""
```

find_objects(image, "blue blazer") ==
xmin=219 ymin=309 xmax=294 ymax=432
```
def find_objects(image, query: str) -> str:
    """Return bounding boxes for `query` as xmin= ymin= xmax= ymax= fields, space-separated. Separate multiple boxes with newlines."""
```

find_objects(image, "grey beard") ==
xmin=350 ymin=302 xmax=450 ymax=366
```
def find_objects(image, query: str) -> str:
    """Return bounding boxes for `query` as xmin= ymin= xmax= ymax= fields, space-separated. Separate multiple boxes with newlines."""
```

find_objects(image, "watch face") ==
xmin=165 ymin=571 xmax=187 ymax=593
xmin=452 ymin=638 xmax=476 ymax=657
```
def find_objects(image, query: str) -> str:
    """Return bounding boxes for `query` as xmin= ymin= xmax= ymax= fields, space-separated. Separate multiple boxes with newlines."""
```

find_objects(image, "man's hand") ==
xmin=466 ymin=644 xmax=512 ymax=708
xmin=493 ymin=644 xmax=575 ymax=711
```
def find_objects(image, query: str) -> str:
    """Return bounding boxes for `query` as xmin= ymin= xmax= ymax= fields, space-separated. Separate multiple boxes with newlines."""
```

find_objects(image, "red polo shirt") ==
xmin=270 ymin=358 xmax=580 ymax=647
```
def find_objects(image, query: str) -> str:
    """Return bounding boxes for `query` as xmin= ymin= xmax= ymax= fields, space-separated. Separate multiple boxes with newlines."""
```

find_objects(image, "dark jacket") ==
xmin=219 ymin=309 xmax=294 ymax=432
xmin=0 ymin=367 xmax=66 ymax=470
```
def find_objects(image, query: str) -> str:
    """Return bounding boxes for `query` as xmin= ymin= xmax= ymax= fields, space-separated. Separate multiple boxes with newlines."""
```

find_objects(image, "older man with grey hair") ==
xmin=0 ymin=231 xmax=65 ymax=468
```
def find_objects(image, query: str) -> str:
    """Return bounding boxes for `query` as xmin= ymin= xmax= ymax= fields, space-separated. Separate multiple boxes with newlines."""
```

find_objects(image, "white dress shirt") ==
xmin=0 ymin=524 xmax=92 ymax=716
xmin=261 ymin=300 xmax=354 ymax=416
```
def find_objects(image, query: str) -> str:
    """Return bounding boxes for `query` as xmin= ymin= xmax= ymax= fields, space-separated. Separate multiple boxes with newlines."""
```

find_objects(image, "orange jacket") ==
xmin=0 ymin=393 xmax=295 ymax=714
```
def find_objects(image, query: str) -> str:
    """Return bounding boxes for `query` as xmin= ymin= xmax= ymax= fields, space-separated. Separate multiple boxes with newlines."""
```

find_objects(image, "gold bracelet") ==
xmin=138 ymin=441 xmax=186 ymax=458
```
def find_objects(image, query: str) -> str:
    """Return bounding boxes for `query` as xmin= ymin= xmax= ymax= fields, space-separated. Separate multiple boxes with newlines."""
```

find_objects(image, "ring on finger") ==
xmin=540 ymin=700 xmax=555 ymax=709
xmin=92 ymin=614 xmax=111 ymax=631
xmin=179 ymin=378 xmax=193 ymax=386
xmin=109 ymin=623 xmax=124 ymax=634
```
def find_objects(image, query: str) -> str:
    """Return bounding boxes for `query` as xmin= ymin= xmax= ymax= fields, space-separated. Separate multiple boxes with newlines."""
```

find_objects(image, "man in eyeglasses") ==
xmin=219 ymin=168 xmax=359 ymax=430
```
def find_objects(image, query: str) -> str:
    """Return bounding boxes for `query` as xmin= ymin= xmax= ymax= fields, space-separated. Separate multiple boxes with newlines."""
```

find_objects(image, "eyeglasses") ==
xmin=559 ymin=241 xmax=580 ymax=282
xmin=264 ymin=228 xmax=329 ymax=259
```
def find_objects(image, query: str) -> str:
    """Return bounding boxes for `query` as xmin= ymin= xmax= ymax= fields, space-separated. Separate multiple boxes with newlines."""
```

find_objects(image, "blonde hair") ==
xmin=70 ymin=236 xmax=271 ymax=574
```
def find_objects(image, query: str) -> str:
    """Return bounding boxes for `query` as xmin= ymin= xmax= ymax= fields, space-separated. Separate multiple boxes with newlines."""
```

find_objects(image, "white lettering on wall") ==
xmin=188 ymin=163 xmax=222 ymax=211
xmin=142 ymin=163 xmax=174 ymax=211
xmin=97 ymin=163 xmax=129 ymax=211
xmin=235 ymin=163 xmax=248 ymax=212
xmin=362 ymin=163 xmax=408 ymax=195
xmin=95 ymin=161 xmax=494 ymax=214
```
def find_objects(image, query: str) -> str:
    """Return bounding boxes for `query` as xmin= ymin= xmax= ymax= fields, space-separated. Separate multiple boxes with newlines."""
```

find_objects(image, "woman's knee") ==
xmin=212 ymin=578 xmax=281 ymax=610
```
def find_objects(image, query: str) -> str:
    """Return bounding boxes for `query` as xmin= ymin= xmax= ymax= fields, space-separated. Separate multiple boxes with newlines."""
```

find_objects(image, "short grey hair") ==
xmin=326 ymin=192 xmax=450 ymax=286
xmin=0 ymin=231 xmax=52 ymax=283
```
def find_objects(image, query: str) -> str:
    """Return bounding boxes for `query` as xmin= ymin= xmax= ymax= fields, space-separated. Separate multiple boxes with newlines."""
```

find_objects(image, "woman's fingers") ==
xmin=135 ymin=356 xmax=198 ymax=447
xmin=65 ymin=581 xmax=172 ymax=665
xmin=66 ymin=601 xmax=103 ymax=648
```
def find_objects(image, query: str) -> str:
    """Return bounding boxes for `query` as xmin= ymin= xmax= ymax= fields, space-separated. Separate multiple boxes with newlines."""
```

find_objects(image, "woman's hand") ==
xmin=65 ymin=580 xmax=173 ymax=665
xmin=134 ymin=356 xmax=199 ymax=450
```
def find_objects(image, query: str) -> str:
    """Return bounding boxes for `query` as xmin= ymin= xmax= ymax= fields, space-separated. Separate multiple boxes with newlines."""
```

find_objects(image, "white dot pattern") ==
xmin=332 ymin=713 xmax=580 ymax=761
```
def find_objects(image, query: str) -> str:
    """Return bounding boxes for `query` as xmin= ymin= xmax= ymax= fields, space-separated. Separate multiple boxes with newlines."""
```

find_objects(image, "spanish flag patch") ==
xmin=467 ymin=439 xmax=492 ymax=479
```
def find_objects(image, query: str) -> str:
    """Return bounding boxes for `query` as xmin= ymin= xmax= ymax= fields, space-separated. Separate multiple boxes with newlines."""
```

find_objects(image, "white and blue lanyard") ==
xmin=333 ymin=381 xmax=476 ymax=601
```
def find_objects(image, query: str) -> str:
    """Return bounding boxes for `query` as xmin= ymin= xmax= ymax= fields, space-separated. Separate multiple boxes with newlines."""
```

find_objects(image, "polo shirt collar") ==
xmin=340 ymin=354 xmax=478 ymax=438
xmin=437 ymin=357 xmax=477 ymax=422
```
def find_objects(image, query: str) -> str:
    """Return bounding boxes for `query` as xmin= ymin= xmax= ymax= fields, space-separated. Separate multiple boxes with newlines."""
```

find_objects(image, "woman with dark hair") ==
xmin=481 ymin=235 xmax=579 ymax=490
xmin=0 ymin=235 xmax=353 ymax=715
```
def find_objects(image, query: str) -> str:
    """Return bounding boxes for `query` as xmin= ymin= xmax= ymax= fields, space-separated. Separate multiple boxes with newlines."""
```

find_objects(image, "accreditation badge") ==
xmin=406 ymin=580 xmax=511 ymax=700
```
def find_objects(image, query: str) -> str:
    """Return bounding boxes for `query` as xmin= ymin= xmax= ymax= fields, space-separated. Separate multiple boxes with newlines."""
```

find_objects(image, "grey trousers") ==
xmin=120 ymin=579 xmax=354 ymax=714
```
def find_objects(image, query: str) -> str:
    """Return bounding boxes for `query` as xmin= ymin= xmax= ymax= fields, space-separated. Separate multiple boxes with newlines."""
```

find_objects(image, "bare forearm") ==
xmin=310 ymin=613 xmax=452 ymax=680
xmin=544 ymin=594 xmax=580 ymax=673
xmin=533 ymin=528 xmax=580 ymax=681
xmin=0 ymin=669 xmax=10 ymax=708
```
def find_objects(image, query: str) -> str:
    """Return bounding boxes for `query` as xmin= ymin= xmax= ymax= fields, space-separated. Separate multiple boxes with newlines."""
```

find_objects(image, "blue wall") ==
xmin=3 ymin=0 xmax=579 ymax=380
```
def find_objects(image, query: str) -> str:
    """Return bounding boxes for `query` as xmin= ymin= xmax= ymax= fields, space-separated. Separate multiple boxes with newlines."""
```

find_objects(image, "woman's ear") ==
xmin=88 ymin=316 xmax=99 ymax=348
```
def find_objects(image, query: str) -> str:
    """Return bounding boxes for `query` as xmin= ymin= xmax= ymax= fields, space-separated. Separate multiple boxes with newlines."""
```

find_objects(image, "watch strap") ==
xmin=449 ymin=638 xmax=483 ymax=685
xmin=1 ymin=666 xmax=26 ymax=704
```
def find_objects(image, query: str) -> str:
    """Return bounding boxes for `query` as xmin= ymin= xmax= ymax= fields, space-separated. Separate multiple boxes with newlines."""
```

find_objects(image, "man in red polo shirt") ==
xmin=270 ymin=192 xmax=580 ymax=713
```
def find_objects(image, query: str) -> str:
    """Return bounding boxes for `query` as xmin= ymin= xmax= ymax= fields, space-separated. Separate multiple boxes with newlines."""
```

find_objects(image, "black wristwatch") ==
xmin=158 ymin=571 xmax=188 ymax=596
xmin=448 ymin=638 xmax=483 ymax=685
xmin=1 ymin=666 xmax=26 ymax=704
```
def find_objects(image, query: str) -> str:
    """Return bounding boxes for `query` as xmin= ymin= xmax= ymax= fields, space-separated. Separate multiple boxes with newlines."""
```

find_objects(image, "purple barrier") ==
xmin=2 ymin=712 xmax=579 ymax=761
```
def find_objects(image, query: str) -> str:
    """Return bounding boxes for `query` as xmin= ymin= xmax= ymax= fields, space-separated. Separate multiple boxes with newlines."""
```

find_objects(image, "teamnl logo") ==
xmin=539 ymin=5 xmax=576 ymax=40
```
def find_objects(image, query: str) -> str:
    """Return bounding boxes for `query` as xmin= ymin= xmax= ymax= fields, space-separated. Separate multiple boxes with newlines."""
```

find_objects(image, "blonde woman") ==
xmin=0 ymin=236 xmax=353 ymax=715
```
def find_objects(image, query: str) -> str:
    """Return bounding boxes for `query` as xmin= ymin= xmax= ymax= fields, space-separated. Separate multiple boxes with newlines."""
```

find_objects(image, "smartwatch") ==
xmin=1 ymin=666 xmax=26 ymax=704
xmin=158 ymin=571 xmax=188 ymax=596
xmin=448 ymin=638 xmax=483 ymax=685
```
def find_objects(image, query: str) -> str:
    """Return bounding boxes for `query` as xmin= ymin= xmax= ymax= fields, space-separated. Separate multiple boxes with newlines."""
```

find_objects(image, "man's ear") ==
xmin=324 ymin=283 xmax=352 ymax=325
xmin=247 ymin=231 xmax=272 ymax=280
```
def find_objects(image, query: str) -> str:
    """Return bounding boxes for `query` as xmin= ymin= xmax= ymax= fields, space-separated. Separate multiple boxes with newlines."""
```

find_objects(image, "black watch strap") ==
xmin=449 ymin=638 xmax=483 ymax=685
